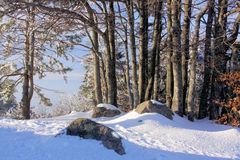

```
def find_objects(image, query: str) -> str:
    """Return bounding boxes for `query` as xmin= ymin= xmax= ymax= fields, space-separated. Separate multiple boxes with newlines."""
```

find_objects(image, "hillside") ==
xmin=0 ymin=111 xmax=239 ymax=160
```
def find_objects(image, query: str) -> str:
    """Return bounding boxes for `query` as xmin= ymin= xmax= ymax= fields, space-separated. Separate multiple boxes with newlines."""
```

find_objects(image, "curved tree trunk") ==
xmin=187 ymin=4 xmax=208 ymax=121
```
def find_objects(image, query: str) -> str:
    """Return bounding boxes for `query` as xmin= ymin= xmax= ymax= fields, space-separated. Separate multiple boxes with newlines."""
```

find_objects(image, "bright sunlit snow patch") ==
xmin=97 ymin=103 xmax=120 ymax=111
xmin=0 ymin=110 xmax=240 ymax=160
xmin=151 ymin=100 xmax=164 ymax=106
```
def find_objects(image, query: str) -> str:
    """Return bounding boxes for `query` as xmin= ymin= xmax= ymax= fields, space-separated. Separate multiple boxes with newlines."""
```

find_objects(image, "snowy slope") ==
xmin=0 ymin=111 xmax=239 ymax=160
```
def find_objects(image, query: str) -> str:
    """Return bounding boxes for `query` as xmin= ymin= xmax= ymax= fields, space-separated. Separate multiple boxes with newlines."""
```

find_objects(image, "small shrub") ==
xmin=216 ymin=71 xmax=240 ymax=127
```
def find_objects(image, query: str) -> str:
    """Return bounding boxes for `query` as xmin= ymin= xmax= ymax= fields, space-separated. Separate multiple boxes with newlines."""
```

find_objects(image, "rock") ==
xmin=92 ymin=104 xmax=121 ymax=118
xmin=66 ymin=118 xmax=125 ymax=155
xmin=135 ymin=100 xmax=173 ymax=120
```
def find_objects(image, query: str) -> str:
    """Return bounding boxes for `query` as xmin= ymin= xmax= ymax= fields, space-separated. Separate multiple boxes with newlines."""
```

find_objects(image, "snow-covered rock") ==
xmin=92 ymin=104 xmax=121 ymax=118
xmin=135 ymin=100 xmax=173 ymax=120
xmin=67 ymin=118 xmax=125 ymax=155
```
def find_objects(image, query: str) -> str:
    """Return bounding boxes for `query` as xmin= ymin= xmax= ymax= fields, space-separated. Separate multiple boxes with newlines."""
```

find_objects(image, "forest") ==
xmin=0 ymin=0 xmax=240 ymax=159
xmin=0 ymin=0 xmax=239 ymax=125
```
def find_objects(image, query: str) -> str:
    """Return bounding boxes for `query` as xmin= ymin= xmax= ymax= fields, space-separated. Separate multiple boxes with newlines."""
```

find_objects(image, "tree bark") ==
xmin=166 ymin=0 xmax=173 ymax=108
xmin=211 ymin=10 xmax=239 ymax=119
xmin=124 ymin=33 xmax=134 ymax=108
xmin=118 ymin=1 xmax=133 ymax=108
xmin=108 ymin=1 xmax=117 ymax=106
xmin=138 ymin=0 xmax=148 ymax=103
xmin=181 ymin=0 xmax=192 ymax=114
xmin=101 ymin=1 xmax=117 ymax=106
xmin=126 ymin=0 xmax=139 ymax=107
xmin=92 ymin=23 xmax=103 ymax=104
xmin=21 ymin=7 xmax=35 ymax=119
xmin=171 ymin=0 xmax=183 ymax=116
xmin=145 ymin=0 xmax=163 ymax=101
xmin=85 ymin=4 xmax=103 ymax=105
xmin=187 ymin=4 xmax=208 ymax=121
xmin=199 ymin=0 xmax=214 ymax=119
xmin=153 ymin=50 xmax=160 ymax=100
xmin=230 ymin=46 xmax=239 ymax=71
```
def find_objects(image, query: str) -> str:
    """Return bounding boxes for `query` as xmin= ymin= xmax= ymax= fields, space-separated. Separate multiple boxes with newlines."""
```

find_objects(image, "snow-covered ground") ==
xmin=0 ymin=110 xmax=239 ymax=160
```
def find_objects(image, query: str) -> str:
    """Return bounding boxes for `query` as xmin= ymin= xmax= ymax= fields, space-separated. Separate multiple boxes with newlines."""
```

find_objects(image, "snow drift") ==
xmin=0 ymin=110 xmax=239 ymax=160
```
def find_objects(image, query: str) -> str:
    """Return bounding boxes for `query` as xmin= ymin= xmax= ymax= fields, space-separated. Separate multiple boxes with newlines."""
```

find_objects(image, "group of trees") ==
xmin=0 ymin=0 xmax=239 ymax=121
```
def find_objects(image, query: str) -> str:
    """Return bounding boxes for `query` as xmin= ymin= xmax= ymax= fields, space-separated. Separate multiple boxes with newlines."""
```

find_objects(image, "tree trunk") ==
xmin=187 ymin=4 xmax=208 ymax=121
xmin=108 ymin=2 xmax=117 ymax=106
xmin=230 ymin=46 xmax=239 ymax=71
xmin=210 ymin=0 xmax=228 ymax=119
xmin=86 ymin=6 xmax=103 ymax=105
xmin=145 ymin=1 xmax=163 ymax=101
xmin=199 ymin=0 xmax=214 ymax=119
xmin=21 ymin=7 xmax=35 ymax=119
xmin=153 ymin=51 xmax=160 ymax=100
xmin=166 ymin=0 xmax=173 ymax=108
xmin=181 ymin=0 xmax=192 ymax=114
xmin=138 ymin=0 xmax=148 ymax=103
xmin=126 ymin=0 xmax=139 ymax=107
xmin=92 ymin=25 xmax=103 ymax=104
xmin=171 ymin=0 xmax=183 ymax=116
xmin=102 ymin=1 xmax=117 ymax=106
xmin=118 ymin=1 xmax=133 ymax=108
xmin=124 ymin=34 xmax=134 ymax=108
xmin=101 ymin=58 xmax=108 ymax=103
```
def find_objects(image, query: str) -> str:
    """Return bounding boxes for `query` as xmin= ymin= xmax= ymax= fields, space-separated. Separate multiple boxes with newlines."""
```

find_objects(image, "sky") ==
xmin=15 ymin=46 xmax=88 ymax=107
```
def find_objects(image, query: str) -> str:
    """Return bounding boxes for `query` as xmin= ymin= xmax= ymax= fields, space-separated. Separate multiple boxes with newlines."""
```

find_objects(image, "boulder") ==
xmin=66 ymin=118 xmax=125 ymax=155
xmin=92 ymin=104 xmax=121 ymax=118
xmin=135 ymin=100 xmax=173 ymax=120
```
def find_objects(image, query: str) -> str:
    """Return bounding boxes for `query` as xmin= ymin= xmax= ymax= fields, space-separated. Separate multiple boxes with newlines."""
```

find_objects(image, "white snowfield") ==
xmin=0 ymin=110 xmax=240 ymax=160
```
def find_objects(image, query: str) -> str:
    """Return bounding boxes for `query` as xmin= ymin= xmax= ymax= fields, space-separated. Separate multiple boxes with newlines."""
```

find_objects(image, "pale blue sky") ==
xmin=15 ymin=46 xmax=88 ymax=107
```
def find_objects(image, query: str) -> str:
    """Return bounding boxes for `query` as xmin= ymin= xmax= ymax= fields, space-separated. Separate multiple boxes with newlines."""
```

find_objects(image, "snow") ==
xmin=97 ymin=103 xmax=120 ymax=111
xmin=151 ymin=100 xmax=164 ymax=105
xmin=0 ymin=110 xmax=240 ymax=160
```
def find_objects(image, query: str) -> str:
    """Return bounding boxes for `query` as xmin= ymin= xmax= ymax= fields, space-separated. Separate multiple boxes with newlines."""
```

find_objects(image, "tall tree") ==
xmin=126 ymin=0 xmax=139 ymax=107
xmin=107 ymin=1 xmax=117 ymax=106
xmin=117 ymin=2 xmax=133 ymax=108
xmin=199 ymin=0 xmax=215 ymax=119
xmin=87 ymin=8 xmax=103 ymax=105
xmin=210 ymin=0 xmax=240 ymax=119
xmin=21 ymin=6 xmax=35 ymax=119
xmin=166 ymin=0 xmax=173 ymax=108
xmin=181 ymin=0 xmax=192 ymax=113
xmin=187 ymin=3 xmax=209 ymax=121
xmin=171 ymin=0 xmax=183 ymax=116
xmin=138 ymin=0 xmax=148 ymax=103
xmin=145 ymin=0 xmax=163 ymax=101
